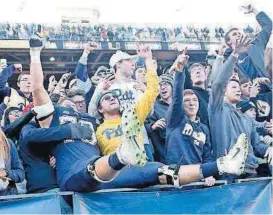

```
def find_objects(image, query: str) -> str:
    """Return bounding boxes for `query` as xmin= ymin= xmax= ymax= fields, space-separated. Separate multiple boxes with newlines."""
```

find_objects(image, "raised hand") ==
xmin=58 ymin=72 xmax=72 ymax=89
xmin=136 ymin=43 xmax=152 ymax=60
xmin=250 ymin=79 xmax=260 ymax=98
xmin=14 ymin=64 xmax=22 ymax=72
xmin=102 ymin=73 xmax=115 ymax=91
xmin=241 ymin=4 xmax=258 ymax=14
xmin=233 ymin=35 xmax=251 ymax=54
xmin=217 ymin=42 xmax=227 ymax=56
xmin=171 ymin=47 xmax=190 ymax=72
xmin=256 ymin=77 xmax=271 ymax=85
xmin=48 ymin=75 xmax=58 ymax=93
xmin=85 ymin=41 xmax=98 ymax=52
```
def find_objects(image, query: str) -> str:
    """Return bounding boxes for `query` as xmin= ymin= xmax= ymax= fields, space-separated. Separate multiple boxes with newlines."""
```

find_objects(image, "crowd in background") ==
xmin=0 ymin=4 xmax=272 ymax=214
xmin=0 ymin=22 xmax=257 ymax=42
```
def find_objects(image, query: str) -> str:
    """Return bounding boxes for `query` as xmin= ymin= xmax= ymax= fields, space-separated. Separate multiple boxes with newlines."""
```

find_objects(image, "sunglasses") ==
xmin=101 ymin=93 xmax=117 ymax=102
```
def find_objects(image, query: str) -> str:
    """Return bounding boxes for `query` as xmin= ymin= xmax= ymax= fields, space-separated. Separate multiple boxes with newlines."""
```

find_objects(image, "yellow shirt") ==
xmin=96 ymin=68 xmax=159 ymax=155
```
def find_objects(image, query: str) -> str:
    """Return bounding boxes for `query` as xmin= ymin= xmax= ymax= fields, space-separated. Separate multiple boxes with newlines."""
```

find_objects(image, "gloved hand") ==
xmin=68 ymin=124 xmax=93 ymax=140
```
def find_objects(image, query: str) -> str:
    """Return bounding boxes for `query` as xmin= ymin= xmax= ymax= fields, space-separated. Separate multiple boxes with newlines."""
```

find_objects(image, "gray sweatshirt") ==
xmin=208 ymin=54 xmax=269 ymax=174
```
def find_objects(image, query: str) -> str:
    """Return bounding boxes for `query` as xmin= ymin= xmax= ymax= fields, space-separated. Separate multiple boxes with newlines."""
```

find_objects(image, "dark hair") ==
xmin=3 ymin=107 xmax=21 ymax=126
xmin=58 ymin=96 xmax=74 ymax=105
xmin=189 ymin=63 xmax=205 ymax=73
xmin=134 ymin=66 xmax=146 ymax=73
xmin=229 ymin=78 xmax=241 ymax=85
xmin=224 ymin=28 xmax=239 ymax=47
xmin=17 ymin=72 xmax=30 ymax=82
xmin=67 ymin=89 xmax=85 ymax=99
xmin=183 ymin=89 xmax=197 ymax=97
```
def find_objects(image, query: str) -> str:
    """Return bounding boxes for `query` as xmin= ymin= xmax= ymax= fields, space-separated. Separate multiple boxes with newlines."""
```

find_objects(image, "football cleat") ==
xmin=116 ymin=101 xmax=147 ymax=166
xmin=217 ymin=133 xmax=249 ymax=175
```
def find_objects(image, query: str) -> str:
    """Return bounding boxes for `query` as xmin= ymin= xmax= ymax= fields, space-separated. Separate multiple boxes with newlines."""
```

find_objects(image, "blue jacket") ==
xmin=208 ymin=54 xmax=269 ymax=174
xmin=0 ymin=139 xmax=25 ymax=196
xmin=19 ymin=122 xmax=60 ymax=193
xmin=75 ymin=61 xmax=94 ymax=105
xmin=145 ymin=99 xmax=169 ymax=162
xmin=165 ymin=71 xmax=213 ymax=165
xmin=224 ymin=12 xmax=272 ymax=81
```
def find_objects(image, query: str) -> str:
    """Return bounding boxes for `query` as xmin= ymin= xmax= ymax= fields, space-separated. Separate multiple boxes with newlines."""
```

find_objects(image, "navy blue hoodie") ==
xmin=19 ymin=122 xmax=59 ymax=193
xmin=165 ymin=71 xmax=213 ymax=165
xmin=145 ymin=99 xmax=169 ymax=162
xmin=191 ymin=86 xmax=210 ymax=127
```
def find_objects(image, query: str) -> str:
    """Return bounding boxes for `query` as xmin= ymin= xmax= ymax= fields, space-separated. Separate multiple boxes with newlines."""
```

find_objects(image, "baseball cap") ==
xmin=109 ymin=50 xmax=137 ymax=68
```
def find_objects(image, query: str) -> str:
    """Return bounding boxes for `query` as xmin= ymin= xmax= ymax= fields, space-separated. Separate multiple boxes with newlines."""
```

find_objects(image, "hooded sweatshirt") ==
xmin=208 ymin=54 xmax=269 ymax=174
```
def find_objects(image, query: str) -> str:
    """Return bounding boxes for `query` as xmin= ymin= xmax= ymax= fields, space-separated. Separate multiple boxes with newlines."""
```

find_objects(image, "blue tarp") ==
xmin=73 ymin=180 xmax=272 ymax=214
xmin=0 ymin=180 xmax=271 ymax=214
xmin=0 ymin=193 xmax=62 ymax=214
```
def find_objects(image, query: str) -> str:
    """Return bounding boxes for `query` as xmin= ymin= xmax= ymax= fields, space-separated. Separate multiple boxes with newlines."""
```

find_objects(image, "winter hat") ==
xmin=159 ymin=74 xmax=174 ymax=88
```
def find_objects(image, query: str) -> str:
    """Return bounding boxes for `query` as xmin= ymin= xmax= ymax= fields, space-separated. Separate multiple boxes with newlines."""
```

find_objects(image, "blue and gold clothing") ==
xmin=165 ymin=71 xmax=213 ymax=165
xmin=96 ymin=68 xmax=159 ymax=156
xmin=50 ymin=106 xmax=100 ymax=186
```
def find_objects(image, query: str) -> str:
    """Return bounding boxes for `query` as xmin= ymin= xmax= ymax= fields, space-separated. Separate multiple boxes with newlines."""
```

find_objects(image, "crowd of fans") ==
xmin=0 ymin=22 xmax=257 ymax=42
xmin=0 ymin=3 xmax=272 ymax=214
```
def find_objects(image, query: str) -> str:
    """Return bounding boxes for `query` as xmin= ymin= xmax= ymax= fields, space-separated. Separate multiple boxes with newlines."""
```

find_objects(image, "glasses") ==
xmin=9 ymin=110 xmax=22 ymax=116
xmin=74 ymin=100 xmax=86 ymax=105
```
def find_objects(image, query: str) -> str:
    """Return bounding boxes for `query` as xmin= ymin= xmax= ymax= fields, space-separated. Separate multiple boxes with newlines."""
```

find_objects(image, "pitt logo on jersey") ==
xmin=182 ymin=123 xmax=206 ymax=146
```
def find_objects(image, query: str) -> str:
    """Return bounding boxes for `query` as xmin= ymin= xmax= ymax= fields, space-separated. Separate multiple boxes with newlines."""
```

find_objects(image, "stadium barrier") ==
xmin=0 ymin=178 xmax=271 ymax=214
xmin=0 ymin=39 xmax=220 ymax=50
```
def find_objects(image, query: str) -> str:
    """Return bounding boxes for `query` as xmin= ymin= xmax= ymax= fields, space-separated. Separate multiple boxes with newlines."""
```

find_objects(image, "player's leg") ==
xmin=100 ymin=162 xmax=163 ymax=189
xmin=159 ymin=133 xmax=249 ymax=186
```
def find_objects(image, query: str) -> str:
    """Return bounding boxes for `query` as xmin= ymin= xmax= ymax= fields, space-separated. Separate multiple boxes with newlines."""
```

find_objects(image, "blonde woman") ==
xmin=0 ymin=129 xmax=24 ymax=196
